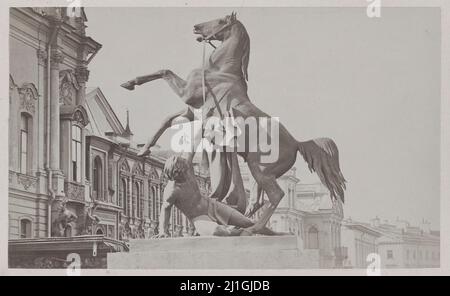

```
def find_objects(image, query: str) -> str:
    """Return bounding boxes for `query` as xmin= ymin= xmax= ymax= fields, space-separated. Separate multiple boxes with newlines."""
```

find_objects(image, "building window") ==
xmin=119 ymin=179 xmax=124 ymax=208
xmin=387 ymin=250 xmax=394 ymax=259
xmin=307 ymin=226 xmax=319 ymax=249
xmin=132 ymin=182 xmax=139 ymax=218
xmin=20 ymin=114 xmax=30 ymax=174
xmin=20 ymin=218 xmax=32 ymax=238
xmin=140 ymin=189 xmax=145 ymax=219
xmin=151 ymin=186 xmax=157 ymax=220
xmin=71 ymin=125 xmax=82 ymax=182
xmin=149 ymin=186 xmax=154 ymax=220
xmin=120 ymin=178 xmax=128 ymax=215
xmin=406 ymin=250 xmax=410 ymax=260
xmin=93 ymin=156 xmax=103 ymax=201
xmin=160 ymin=186 xmax=164 ymax=217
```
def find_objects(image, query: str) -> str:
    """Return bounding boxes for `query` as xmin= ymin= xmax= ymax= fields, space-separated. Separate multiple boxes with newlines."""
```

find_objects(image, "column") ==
xmin=36 ymin=49 xmax=47 ymax=174
xmin=9 ymin=78 xmax=20 ymax=171
xmin=50 ymin=48 xmax=65 ymax=198
xmin=50 ymin=49 xmax=64 ymax=171
xmin=143 ymin=177 xmax=149 ymax=220
xmin=75 ymin=66 xmax=89 ymax=106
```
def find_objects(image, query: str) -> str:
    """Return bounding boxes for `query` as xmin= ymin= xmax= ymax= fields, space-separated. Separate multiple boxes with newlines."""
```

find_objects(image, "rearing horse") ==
xmin=121 ymin=12 xmax=346 ymax=235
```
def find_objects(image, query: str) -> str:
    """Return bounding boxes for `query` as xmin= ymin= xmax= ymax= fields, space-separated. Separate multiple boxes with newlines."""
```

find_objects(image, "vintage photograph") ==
xmin=6 ymin=4 xmax=441 ymax=272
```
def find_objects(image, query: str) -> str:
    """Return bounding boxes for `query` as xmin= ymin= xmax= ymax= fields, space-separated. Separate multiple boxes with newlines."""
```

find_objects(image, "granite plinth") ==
xmin=107 ymin=235 xmax=320 ymax=269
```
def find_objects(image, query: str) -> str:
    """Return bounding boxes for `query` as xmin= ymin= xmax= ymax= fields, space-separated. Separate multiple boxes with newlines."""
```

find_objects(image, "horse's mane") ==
xmin=231 ymin=21 xmax=250 ymax=82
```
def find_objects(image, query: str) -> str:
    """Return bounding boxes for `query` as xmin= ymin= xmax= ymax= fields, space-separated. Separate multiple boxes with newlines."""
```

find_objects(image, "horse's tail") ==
xmin=297 ymin=138 xmax=346 ymax=203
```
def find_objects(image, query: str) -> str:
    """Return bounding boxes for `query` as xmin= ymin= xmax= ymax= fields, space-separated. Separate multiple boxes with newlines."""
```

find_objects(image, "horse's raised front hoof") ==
xmin=121 ymin=81 xmax=136 ymax=91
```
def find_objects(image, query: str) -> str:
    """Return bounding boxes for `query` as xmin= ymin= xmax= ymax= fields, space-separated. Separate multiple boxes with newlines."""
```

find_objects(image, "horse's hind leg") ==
xmin=245 ymin=182 xmax=264 ymax=217
xmin=243 ymin=160 xmax=285 ymax=234
xmin=212 ymin=151 xmax=248 ymax=214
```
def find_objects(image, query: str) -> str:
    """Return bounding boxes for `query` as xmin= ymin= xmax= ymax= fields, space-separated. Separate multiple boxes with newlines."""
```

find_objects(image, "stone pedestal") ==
xmin=107 ymin=235 xmax=320 ymax=269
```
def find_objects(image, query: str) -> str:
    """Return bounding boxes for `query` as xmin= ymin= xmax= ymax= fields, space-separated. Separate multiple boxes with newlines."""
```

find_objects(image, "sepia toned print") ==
xmin=6 ymin=3 xmax=441 ymax=274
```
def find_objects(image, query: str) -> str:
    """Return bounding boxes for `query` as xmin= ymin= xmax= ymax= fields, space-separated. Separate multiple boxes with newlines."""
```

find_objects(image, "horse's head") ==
xmin=193 ymin=12 xmax=250 ymax=81
xmin=193 ymin=12 xmax=237 ymax=42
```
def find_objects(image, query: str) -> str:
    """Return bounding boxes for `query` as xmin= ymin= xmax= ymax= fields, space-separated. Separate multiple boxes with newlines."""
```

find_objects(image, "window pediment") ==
xmin=18 ymin=83 xmax=39 ymax=114
xmin=120 ymin=159 xmax=131 ymax=173
xmin=132 ymin=163 xmax=144 ymax=176
xmin=61 ymin=105 xmax=89 ymax=127
xmin=59 ymin=70 xmax=81 ymax=106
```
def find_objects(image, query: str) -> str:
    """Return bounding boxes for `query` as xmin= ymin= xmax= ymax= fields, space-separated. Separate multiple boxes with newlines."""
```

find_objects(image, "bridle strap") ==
xmin=200 ymin=20 xmax=236 ymax=119
xmin=201 ymin=20 xmax=235 ymax=45
xmin=202 ymin=40 xmax=225 ymax=121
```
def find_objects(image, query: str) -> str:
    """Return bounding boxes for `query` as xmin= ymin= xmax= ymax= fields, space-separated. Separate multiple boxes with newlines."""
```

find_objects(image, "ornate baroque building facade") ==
xmin=9 ymin=7 xmax=209 ymax=243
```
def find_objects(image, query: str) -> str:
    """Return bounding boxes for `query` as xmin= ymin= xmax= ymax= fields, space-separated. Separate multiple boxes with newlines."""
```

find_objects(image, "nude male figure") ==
xmin=153 ymin=155 xmax=278 ymax=238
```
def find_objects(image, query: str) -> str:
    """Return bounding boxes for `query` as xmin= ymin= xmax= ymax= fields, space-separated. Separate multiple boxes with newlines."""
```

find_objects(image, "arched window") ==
xmin=151 ymin=186 xmax=158 ymax=220
xmin=140 ymin=185 xmax=145 ymax=219
xmin=307 ymin=226 xmax=319 ymax=249
xmin=93 ymin=156 xmax=103 ymax=201
xmin=132 ymin=182 xmax=139 ymax=218
xmin=96 ymin=228 xmax=104 ymax=235
xmin=120 ymin=178 xmax=128 ymax=215
xmin=20 ymin=218 xmax=32 ymax=238
xmin=149 ymin=186 xmax=154 ymax=220
xmin=71 ymin=125 xmax=82 ymax=182
xmin=20 ymin=114 xmax=30 ymax=174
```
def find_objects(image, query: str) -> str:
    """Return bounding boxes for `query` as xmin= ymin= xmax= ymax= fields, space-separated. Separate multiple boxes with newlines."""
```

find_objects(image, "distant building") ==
xmin=240 ymin=164 xmax=345 ymax=268
xmin=370 ymin=217 xmax=440 ymax=268
xmin=341 ymin=217 xmax=440 ymax=269
xmin=341 ymin=218 xmax=383 ymax=269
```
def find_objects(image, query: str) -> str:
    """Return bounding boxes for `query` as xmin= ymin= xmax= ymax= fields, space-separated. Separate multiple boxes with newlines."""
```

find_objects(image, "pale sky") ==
xmin=85 ymin=7 xmax=440 ymax=229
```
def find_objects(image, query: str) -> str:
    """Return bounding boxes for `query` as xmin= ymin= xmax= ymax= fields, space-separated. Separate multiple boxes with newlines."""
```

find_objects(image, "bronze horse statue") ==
xmin=121 ymin=12 xmax=346 ymax=235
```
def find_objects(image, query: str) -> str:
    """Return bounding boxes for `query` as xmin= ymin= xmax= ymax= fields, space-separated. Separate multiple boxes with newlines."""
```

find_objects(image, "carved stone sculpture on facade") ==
xmin=51 ymin=200 xmax=78 ymax=237
xmin=80 ymin=202 xmax=101 ymax=235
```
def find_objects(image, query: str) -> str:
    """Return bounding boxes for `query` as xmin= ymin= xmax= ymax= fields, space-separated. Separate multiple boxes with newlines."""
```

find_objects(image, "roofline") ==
xmin=86 ymin=87 xmax=126 ymax=134
xmin=87 ymin=134 xmax=167 ymax=167
xmin=343 ymin=223 xmax=384 ymax=237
